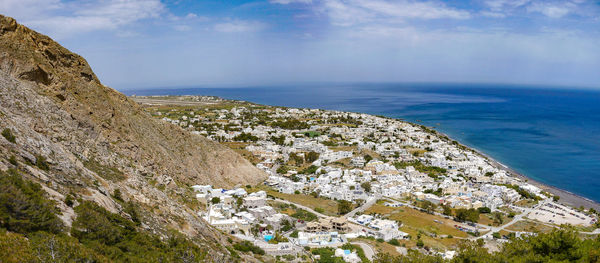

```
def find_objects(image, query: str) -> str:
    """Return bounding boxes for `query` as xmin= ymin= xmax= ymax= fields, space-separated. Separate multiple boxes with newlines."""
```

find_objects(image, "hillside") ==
xmin=0 ymin=15 xmax=265 ymax=261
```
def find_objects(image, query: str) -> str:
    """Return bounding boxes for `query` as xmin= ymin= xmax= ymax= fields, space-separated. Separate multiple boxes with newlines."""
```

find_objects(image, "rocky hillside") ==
xmin=0 ymin=15 xmax=265 ymax=261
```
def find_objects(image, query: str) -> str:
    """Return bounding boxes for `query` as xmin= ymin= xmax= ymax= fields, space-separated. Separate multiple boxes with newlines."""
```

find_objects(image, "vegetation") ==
xmin=35 ymin=155 xmax=50 ymax=171
xmin=361 ymin=182 xmax=372 ymax=193
xmin=1 ymin=128 xmax=16 ymax=143
xmin=311 ymin=247 xmax=344 ymax=263
xmin=373 ymin=228 xmax=600 ymax=263
xmin=233 ymin=240 xmax=265 ymax=255
xmin=0 ymin=171 xmax=216 ymax=262
xmin=337 ymin=200 xmax=353 ymax=215
xmin=291 ymin=208 xmax=318 ymax=222
xmin=500 ymin=184 xmax=541 ymax=200
xmin=0 ymin=169 xmax=64 ymax=234
xmin=301 ymin=165 xmax=319 ymax=175
xmin=305 ymin=151 xmax=320 ymax=163
xmin=271 ymin=119 xmax=310 ymax=130
xmin=394 ymin=161 xmax=447 ymax=177
xmin=232 ymin=132 xmax=258 ymax=142
xmin=454 ymin=208 xmax=480 ymax=223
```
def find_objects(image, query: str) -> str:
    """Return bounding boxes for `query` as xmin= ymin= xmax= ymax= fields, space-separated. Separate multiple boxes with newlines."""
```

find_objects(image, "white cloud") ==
xmin=527 ymin=2 xmax=574 ymax=18
xmin=269 ymin=0 xmax=312 ymax=4
xmin=173 ymin=25 xmax=192 ymax=31
xmin=318 ymin=0 xmax=470 ymax=26
xmin=480 ymin=11 xmax=507 ymax=18
xmin=482 ymin=0 xmax=593 ymax=18
xmin=0 ymin=0 xmax=165 ymax=38
xmin=484 ymin=0 xmax=531 ymax=12
xmin=214 ymin=20 xmax=266 ymax=33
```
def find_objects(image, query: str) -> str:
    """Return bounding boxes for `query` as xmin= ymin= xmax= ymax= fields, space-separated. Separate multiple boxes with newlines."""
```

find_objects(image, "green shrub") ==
xmin=35 ymin=155 xmax=50 ymax=171
xmin=388 ymin=239 xmax=400 ymax=246
xmin=1 ymin=128 xmax=16 ymax=143
xmin=112 ymin=189 xmax=123 ymax=202
xmin=233 ymin=241 xmax=265 ymax=255
xmin=0 ymin=169 xmax=64 ymax=234
xmin=8 ymin=155 xmax=17 ymax=166
xmin=290 ymin=230 xmax=299 ymax=238
xmin=64 ymin=194 xmax=74 ymax=207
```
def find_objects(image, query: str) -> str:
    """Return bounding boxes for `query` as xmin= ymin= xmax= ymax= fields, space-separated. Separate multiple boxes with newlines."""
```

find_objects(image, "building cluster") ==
xmin=148 ymin=96 xmax=599 ymax=261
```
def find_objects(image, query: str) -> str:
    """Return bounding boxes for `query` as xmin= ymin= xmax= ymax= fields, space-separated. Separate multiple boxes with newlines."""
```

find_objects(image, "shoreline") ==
xmin=452 ymin=135 xmax=600 ymax=211
xmin=133 ymin=94 xmax=600 ymax=212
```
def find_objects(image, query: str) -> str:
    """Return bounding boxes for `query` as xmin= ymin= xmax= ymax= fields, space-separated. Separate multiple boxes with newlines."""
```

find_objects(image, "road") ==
xmin=351 ymin=242 xmax=375 ymax=261
xmin=478 ymin=199 xmax=549 ymax=240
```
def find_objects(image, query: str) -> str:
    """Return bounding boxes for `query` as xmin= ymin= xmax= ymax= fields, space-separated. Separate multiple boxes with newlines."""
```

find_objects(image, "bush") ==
xmin=233 ymin=241 xmax=265 ymax=255
xmin=0 ymin=169 xmax=64 ymax=234
xmin=477 ymin=207 xmax=491 ymax=214
xmin=388 ymin=239 xmax=400 ymax=246
xmin=64 ymin=194 xmax=74 ymax=207
xmin=35 ymin=155 xmax=50 ymax=171
xmin=291 ymin=208 xmax=317 ymax=222
xmin=290 ymin=230 xmax=299 ymax=238
xmin=8 ymin=155 xmax=17 ymax=166
xmin=301 ymin=165 xmax=318 ymax=175
xmin=337 ymin=200 xmax=353 ymax=215
xmin=314 ymin=207 xmax=325 ymax=213
xmin=112 ymin=189 xmax=123 ymax=202
xmin=416 ymin=239 xmax=424 ymax=248
xmin=1 ymin=128 xmax=16 ymax=143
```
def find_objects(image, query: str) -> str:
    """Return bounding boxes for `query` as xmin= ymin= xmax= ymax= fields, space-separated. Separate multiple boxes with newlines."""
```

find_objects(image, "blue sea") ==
xmin=123 ymin=83 xmax=600 ymax=203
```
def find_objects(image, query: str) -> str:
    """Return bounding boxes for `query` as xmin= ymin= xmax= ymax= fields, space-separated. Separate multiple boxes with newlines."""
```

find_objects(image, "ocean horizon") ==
xmin=122 ymin=83 xmax=600 ymax=203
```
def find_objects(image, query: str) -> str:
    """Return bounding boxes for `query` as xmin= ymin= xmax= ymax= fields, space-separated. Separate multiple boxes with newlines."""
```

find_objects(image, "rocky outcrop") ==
xmin=0 ymin=14 xmax=266 ymax=260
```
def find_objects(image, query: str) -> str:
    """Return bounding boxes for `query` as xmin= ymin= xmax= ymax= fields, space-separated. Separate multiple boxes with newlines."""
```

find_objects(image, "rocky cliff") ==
xmin=0 ymin=15 xmax=265 ymax=261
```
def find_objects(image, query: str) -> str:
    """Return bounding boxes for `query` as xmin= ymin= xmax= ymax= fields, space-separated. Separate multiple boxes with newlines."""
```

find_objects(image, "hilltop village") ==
xmin=136 ymin=95 xmax=599 ymax=262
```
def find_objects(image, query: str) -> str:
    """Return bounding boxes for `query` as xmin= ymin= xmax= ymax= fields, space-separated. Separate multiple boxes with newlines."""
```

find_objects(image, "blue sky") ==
xmin=1 ymin=0 xmax=600 ymax=89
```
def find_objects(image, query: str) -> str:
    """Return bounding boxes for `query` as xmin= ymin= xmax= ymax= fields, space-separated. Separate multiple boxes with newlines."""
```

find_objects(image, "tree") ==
xmin=337 ymin=200 xmax=353 ymax=215
xmin=361 ymin=182 xmax=372 ymax=193
xmin=416 ymin=239 xmax=424 ymax=248
xmin=455 ymin=208 xmax=480 ymax=223
xmin=477 ymin=207 xmax=491 ymax=214
xmin=0 ymin=170 xmax=64 ymax=234
xmin=364 ymin=154 xmax=373 ymax=162
xmin=211 ymin=197 xmax=220 ymax=204
xmin=492 ymin=212 xmax=504 ymax=226
xmin=553 ymin=195 xmax=560 ymax=202
xmin=441 ymin=205 xmax=452 ymax=216
xmin=305 ymin=151 xmax=320 ymax=163
xmin=418 ymin=201 xmax=436 ymax=214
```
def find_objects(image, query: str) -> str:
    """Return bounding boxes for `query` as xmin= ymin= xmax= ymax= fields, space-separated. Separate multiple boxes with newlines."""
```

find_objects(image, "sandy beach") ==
xmin=468 ymin=141 xmax=600 ymax=211
xmin=428 ymin=128 xmax=600 ymax=211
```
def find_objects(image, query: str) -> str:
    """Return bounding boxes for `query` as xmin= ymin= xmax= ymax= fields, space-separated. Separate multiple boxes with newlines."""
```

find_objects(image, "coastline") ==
xmin=446 ymin=133 xmax=600 ymax=211
xmin=133 ymin=94 xmax=600 ymax=212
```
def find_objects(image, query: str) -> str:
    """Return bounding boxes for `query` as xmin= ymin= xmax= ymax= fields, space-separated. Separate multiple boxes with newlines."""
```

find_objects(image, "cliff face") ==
xmin=0 ymin=15 xmax=265 ymax=259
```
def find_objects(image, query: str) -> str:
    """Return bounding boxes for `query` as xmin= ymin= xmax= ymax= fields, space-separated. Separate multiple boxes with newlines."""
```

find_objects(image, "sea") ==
xmin=122 ymin=83 xmax=600 ymax=203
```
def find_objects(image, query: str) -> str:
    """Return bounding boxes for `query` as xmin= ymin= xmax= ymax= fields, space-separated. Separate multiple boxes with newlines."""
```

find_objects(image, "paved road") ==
xmin=351 ymin=242 xmax=375 ymax=261
xmin=478 ymin=199 xmax=549 ymax=240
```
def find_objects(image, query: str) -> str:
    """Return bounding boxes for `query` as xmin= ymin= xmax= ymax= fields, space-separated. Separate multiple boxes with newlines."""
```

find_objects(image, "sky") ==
xmin=1 ymin=0 xmax=599 ymax=90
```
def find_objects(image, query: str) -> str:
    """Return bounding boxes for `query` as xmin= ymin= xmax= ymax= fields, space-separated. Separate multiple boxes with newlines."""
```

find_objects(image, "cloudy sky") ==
xmin=1 ymin=0 xmax=599 ymax=89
